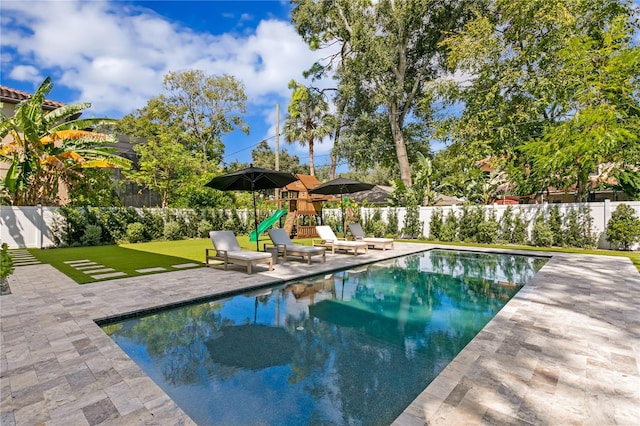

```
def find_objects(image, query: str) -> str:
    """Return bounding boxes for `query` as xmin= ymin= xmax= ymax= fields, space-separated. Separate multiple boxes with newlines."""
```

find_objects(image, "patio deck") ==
xmin=1 ymin=243 xmax=638 ymax=425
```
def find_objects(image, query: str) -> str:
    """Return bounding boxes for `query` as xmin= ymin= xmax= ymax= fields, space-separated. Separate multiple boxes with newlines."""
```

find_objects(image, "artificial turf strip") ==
xmin=28 ymin=245 xmax=204 ymax=284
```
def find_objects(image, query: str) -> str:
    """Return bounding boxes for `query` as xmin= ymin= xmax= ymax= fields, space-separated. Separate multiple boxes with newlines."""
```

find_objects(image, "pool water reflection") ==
xmin=101 ymin=250 xmax=547 ymax=425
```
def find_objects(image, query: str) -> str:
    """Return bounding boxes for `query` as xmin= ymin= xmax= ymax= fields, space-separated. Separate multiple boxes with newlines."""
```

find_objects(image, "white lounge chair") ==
xmin=349 ymin=223 xmax=395 ymax=251
xmin=313 ymin=226 xmax=368 ymax=255
xmin=268 ymin=228 xmax=326 ymax=265
xmin=206 ymin=231 xmax=273 ymax=274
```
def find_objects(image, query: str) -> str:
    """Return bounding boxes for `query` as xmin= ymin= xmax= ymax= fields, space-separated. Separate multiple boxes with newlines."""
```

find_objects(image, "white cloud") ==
xmin=8 ymin=65 xmax=42 ymax=82
xmin=0 ymin=0 xmax=332 ymax=120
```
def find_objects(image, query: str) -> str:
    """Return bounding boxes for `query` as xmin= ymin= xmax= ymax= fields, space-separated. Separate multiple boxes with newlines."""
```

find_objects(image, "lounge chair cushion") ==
xmin=268 ymin=228 xmax=326 ymax=264
xmin=207 ymin=231 xmax=272 ymax=274
xmin=313 ymin=226 xmax=368 ymax=255
xmin=349 ymin=223 xmax=394 ymax=250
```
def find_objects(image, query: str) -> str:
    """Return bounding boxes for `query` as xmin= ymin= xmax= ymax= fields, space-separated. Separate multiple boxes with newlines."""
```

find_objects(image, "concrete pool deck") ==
xmin=1 ymin=243 xmax=638 ymax=425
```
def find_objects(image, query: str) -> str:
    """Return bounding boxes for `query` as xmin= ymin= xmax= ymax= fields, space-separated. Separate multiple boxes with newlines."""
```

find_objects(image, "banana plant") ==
xmin=0 ymin=77 xmax=130 ymax=205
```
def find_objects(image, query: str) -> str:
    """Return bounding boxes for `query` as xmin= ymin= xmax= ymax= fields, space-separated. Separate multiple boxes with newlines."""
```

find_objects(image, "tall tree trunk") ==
xmin=330 ymin=101 xmax=346 ymax=180
xmin=388 ymin=106 xmax=412 ymax=187
xmin=308 ymin=135 xmax=315 ymax=176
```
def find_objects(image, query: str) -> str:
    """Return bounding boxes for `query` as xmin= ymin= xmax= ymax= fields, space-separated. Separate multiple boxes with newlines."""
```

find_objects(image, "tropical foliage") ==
xmin=0 ymin=77 xmax=130 ymax=205
xmin=284 ymin=81 xmax=334 ymax=176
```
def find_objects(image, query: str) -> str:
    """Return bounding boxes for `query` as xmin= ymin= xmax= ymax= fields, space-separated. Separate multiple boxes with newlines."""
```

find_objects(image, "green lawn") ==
xmin=27 ymin=235 xmax=312 ymax=284
xmin=26 ymin=236 xmax=639 ymax=284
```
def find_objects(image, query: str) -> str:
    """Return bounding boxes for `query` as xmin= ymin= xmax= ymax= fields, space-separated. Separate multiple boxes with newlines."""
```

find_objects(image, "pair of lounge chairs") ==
xmin=312 ymin=226 xmax=370 ymax=255
xmin=313 ymin=224 xmax=395 ymax=253
xmin=206 ymin=229 xmax=326 ymax=274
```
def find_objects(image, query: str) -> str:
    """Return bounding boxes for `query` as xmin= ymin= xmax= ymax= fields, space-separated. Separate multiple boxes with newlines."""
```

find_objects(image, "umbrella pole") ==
xmin=252 ymin=183 xmax=260 ymax=252
xmin=341 ymin=193 xmax=345 ymax=239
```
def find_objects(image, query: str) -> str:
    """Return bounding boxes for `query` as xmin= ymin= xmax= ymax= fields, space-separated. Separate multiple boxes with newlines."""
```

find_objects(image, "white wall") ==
xmin=1 ymin=202 xmax=639 ymax=249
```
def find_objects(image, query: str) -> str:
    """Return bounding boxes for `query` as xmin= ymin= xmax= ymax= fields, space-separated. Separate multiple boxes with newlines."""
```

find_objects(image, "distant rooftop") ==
xmin=0 ymin=85 xmax=66 ymax=110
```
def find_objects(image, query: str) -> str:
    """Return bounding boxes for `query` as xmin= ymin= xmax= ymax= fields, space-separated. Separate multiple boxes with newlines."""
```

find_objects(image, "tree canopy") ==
xmin=439 ymin=0 xmax=639 ymax=201
xmin=291 ymin=0 xmax=472 ymax=187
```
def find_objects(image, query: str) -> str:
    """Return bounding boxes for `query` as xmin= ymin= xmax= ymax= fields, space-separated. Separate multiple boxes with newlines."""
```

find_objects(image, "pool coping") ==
xmin=1 ymin=243 xmax=638 ymax=425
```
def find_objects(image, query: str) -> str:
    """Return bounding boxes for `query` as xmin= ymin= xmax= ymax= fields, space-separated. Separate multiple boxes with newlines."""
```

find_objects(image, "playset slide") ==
xmin=249 ymin=209 xmax=288 ymax=242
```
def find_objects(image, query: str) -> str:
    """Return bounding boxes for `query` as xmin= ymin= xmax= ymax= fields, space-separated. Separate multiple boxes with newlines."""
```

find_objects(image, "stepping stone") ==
xmin=14 ymin=261 xmax=41 ymax=266
xmin=64 ymin=259 xmax=92 ymax=265
xmin=84 ymin=268 xmax=115 ymax=274
xmin=172 ymin=263 xmax=200 ymax=269
xmin=90 ymin=272 xmax=127 ymax=280
xmin=136 ymin=267 xmax=167 ymax=274
xmin=74 ymin=264 xmax=103 ymax=270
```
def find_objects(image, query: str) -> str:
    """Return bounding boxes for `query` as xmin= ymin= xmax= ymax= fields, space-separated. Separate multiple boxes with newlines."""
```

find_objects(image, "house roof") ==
xmin=0 ymin=85 xmax=66 ymax=110
xmin=285 ymin=174 xmax=322 ymax=191
xmin=350 ymin=185 xmax=393 ymax=205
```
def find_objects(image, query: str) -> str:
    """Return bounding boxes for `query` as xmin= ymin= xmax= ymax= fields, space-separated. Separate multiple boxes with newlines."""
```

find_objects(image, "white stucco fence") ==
xmin=1 ymin=201 xmax=639 ymax=250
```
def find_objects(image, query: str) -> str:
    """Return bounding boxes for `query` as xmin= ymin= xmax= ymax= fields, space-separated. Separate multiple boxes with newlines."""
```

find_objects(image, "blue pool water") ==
xmin=101 ymin=250 xmax=547 ymax=425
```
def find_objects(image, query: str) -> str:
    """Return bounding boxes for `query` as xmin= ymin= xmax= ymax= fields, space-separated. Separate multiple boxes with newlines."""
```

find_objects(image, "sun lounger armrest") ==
xmin=274 ymin=243 xmax=287 ymax=256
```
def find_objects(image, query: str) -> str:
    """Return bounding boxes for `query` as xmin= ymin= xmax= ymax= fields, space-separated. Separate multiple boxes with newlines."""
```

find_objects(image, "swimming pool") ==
xmin=101 ymin=250 xmax=547 ymax=425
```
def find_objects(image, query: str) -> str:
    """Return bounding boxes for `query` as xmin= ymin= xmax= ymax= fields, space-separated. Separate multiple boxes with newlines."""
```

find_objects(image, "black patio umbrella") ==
xmin=309 ymin=178 xmax=374 ymax=236
xmin=205 ymin=164 xmax=297 ymax=251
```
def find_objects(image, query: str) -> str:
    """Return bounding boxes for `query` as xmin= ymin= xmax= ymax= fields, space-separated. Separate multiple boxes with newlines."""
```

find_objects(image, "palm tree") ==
xmin=283 ymin=82 xmax=334 ymax=176
xmin=0 ymin=77 xmax=130 ymax=205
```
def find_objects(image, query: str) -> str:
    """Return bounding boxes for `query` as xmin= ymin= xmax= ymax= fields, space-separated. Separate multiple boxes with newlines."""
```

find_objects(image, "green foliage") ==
xmin=401 ymin=197 xmax=423 ymax=239
xmin=197 ymin=220 xmax=213 ymax=239
xmin=441 ymin=210 xmax=458 ymax=242
xmin=81 ymin=225 xmax=103 ymax=246
xmin=162 ymin=70 xmax=249 ymax=165
xmin=429 ymin=209 xmax=444 ymax=240
xmin=0 ymin=243 xmax=15 ymax=281
xmin=563 ymin=206 xmax=598 ymax=248
xmin=476 ymin=210 xmax=498 ymax=244
xmin=606 ymin=204 xmax=640 ymax=250
xmin=251 ymin=140 xmax=309 ymax=175
xmin=498 ymin=206 xmax=514 ymax=243
xmin=292 ymin=0 xmax=469 ymax=186
xmin=139 ymin=209 xmax=164 ymax=241
xmin=458 ymin=206 xmax=485 ymax=242
xmin=284 ymin=81 xmax=334 ymax=176
xmin=511 ymin=212 xmax=529 ymax=245
xmin=532 ymin=216 xmax=554 ymax=247
xmin=163 ymin=221 xmax=183 ymax=241
xmin=0 ymin=77 xmax=130 ymax=206
xmin=126 ymin=222 xmax=147 ymax=243
xmin=440 ymin=1 xmax=639 ymax=201
xmin=548 ymin=206 xmax=563 ymax=246
xmin=386 ymin=208 xmax=398 ymax=237
xmin=125 ymin=136 xmax=201 ymax=208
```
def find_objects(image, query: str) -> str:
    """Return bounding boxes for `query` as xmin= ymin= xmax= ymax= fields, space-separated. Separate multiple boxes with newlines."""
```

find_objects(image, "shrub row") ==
xmin=428 ymin=205 xmax=600 ymax=248
xmin=50 ymin=207 xmax=252 ymax=247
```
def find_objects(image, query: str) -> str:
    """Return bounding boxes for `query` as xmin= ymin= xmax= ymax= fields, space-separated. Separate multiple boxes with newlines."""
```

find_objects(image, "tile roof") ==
xmin=0 ymin=85 xmax=66 ymax=110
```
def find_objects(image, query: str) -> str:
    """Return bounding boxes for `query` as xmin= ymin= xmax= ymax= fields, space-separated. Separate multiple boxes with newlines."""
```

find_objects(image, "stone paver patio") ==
xmin=1 ymin=243 xmax=638 ymax=425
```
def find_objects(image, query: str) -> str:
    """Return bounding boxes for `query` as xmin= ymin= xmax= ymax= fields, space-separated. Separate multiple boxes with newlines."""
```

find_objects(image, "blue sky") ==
xmin=0 ymin=0 xmax=336 ymax=167
xmin=2 ymin=1 xmax=639 ymax=169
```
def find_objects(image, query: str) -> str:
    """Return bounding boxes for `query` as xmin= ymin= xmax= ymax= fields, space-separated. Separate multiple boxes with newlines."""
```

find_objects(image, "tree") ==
xmin=440 ymin=0 xmax=639 ymax=201
xmin=116 ymin=70 xmax=250 ymax=208
xmin=162 ymin=70 xmax=249 ymax=167
xmin=283 ymin=81 xmax=334 ymax=176
xmin=291 ymin=0 xmax=471 ymax=187
xmin=0 ymin=77 xmax=130 ymax=205
xmin=606 ymin=203 xmax=640 ymax=250
xmin=124 ymin=135 xmax=199 ymax=208
xmin=251 ymin=140 xmax=310 ymax=175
